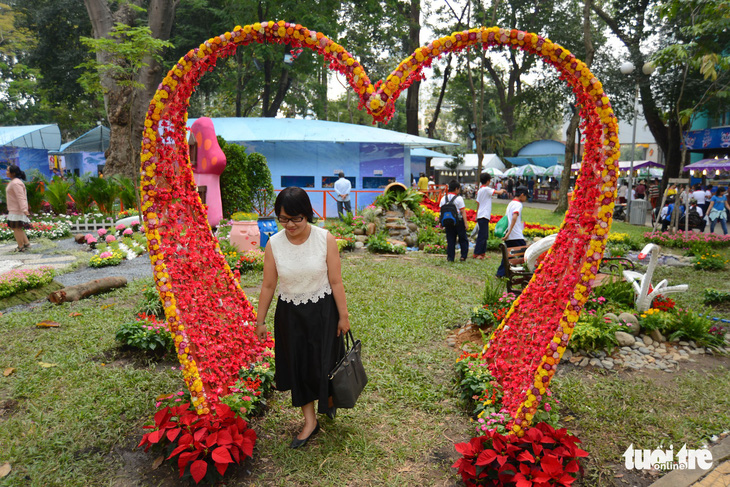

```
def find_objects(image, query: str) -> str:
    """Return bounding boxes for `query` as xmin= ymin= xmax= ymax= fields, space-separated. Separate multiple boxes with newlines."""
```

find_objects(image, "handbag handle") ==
xmin=337 ymin=330 xmax=356 ymax=359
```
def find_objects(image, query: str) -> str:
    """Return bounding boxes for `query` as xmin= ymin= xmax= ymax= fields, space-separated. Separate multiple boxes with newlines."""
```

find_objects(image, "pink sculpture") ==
xmin=189 ymin=117 xmax=226 ymax=227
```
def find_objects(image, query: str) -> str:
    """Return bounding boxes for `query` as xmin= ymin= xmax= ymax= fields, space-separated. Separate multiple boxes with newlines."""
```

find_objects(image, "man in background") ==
xmin=334 ymin=172 xmax=352 ymax=220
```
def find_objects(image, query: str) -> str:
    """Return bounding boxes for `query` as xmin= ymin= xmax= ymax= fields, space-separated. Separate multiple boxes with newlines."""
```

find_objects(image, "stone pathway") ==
xmin=568 ymin=335 xmax=730 ymax=373
xmin=0 ymin=242 xmax=77 ymax=273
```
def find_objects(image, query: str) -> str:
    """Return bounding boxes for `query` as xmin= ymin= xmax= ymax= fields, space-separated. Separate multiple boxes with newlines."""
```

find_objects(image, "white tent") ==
xmin=430 ymin=153 xmax=506 ymax=171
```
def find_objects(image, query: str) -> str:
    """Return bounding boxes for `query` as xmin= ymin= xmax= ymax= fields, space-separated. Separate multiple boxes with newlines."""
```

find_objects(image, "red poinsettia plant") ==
xmin=452 ymin=422 xmax=588 ymax=487
xmin=138 ymin=402 xmax=256 ymax=484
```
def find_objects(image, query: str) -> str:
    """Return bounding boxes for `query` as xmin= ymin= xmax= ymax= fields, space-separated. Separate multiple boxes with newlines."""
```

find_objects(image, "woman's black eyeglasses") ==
xmin=278 ymin=216 xmax=305 ymax=224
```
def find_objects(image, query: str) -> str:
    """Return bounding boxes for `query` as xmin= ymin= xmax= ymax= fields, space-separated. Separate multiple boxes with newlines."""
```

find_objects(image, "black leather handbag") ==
xmin=329 ymin=330 xmax=368 ymax=408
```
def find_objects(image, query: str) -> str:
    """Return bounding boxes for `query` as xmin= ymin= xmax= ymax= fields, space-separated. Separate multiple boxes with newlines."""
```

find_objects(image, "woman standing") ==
xmin=256 ymin=187 xmax=350 ymax=449
xmin=706 ymin=186 xmax=729 ymax=235
xmin=5 ymin=165 xmax=31 ymax=252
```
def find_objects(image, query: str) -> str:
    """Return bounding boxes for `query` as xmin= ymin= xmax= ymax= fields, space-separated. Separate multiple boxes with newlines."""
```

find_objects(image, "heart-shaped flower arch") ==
xmin=140 ymin=22 xmax=620 ymax=435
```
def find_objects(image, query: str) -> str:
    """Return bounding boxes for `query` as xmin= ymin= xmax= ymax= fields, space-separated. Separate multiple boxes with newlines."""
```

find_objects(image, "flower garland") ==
xmin=141 ymin=24 xmax=618 ymax=437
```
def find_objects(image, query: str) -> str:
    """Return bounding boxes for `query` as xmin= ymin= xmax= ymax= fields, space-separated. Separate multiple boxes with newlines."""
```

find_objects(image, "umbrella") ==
xmin=503 ymin=167 xmax=521 ymax=177
xmin=513 ymin=164 xmax=546 ymax=177
xmin=481 ymin=167 xmax=504 ymax=178
xmin=543 ymin=165 xmax=567 ymax=178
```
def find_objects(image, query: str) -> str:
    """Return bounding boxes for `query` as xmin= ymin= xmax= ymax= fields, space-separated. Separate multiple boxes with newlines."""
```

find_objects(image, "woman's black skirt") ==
xmin=274 ymin=293 xmax=340 ymax=414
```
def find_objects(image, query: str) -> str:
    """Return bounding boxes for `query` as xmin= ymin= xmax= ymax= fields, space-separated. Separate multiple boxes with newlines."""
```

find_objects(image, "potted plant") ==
xmin=229 ymin=212 xmax=260 ymax=252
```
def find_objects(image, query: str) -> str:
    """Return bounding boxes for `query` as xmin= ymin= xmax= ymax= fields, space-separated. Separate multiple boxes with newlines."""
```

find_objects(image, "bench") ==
xmin=499 ymin=242 xmax=636 ymax=295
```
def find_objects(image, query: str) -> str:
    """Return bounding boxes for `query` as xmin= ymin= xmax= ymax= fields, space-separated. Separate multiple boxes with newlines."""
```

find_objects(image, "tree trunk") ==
xmin=48 ymin=277 xmax=128 ymax=304
xmin=405 ymin=0 xmax=420 ymax=136
xmin=84 ymin=0 xmax=178 ymax=179
xmin=555 ymin=0 xmax=594 ymax=214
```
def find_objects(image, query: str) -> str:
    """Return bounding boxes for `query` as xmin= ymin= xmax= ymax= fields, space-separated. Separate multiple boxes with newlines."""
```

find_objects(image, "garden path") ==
xmin=0 ymin=241 xmax=76 ymax=274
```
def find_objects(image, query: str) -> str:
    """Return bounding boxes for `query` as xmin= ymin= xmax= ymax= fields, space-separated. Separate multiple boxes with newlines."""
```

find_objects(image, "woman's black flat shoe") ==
xmin=326 ymin=408 xmax=337 ymax=420
xmin=290 ymin=421 xmax=319 ymax=449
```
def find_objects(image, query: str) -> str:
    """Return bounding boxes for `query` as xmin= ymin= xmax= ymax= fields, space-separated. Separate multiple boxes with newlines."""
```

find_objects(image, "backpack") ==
xmin=688 ymin=208 xmax=703 ymax=228
xmin=439 ymin=194 xmax=460 ymax=228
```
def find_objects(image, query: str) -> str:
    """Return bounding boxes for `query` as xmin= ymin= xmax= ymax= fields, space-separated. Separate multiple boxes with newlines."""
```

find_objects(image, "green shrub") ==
xmin=469 ymin=306 xmax=497 ymax=328
xmin=693 ymin=252 xmax=728 ymax=271
xmin=417 ymin=226 xmax=444 ymax=247
xmin=569 ymin=315 xmax=619 ymax=352
xmin=638 ymin=309 xmax=675 ymax=333
xmin=455 ymin=354 xmax=503 ymax=418
xmin=665 ymin=309 xmax=725 ymax=347
xmin=703 ymin=289 xmax=730 ymax=306
xmin=220 ymin=138 xmax=252 ymax=216
xmin=45 ymin=177 xmax=72 ymax=215
xmin=68 ymin=176 xmax=95 ymax=214
xmin=246 ymin=153 xmax=275 ymax=217
xmin=485 ymin=238 xmax=502 ymax=252
xmin=591 ymin=279 xmax=635 ymax=309
xmin=25 ymin=177 xmax=47 ymax=214
xmin=366 ymin=232 xmax=405 ymax=254
xmin=116 ymin=175 xmax=139 ymax=212
xmin=87 ymin=176 xmax=120 ymax=215
xmin=482 ymin=278 xmax=506 ymax=308
xmin=607 ymin=242 xmax=631 ymax=258
xmin=135 ymin=284 xmax=165 ymax=318
xmin=116 ymin=318 xmax=173 ymax=353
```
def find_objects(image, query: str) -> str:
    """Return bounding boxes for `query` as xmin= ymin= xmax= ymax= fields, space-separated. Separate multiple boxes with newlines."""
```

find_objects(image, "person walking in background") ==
xmin=496 ymin=186 xmax=528 ymax=278
xmin=440 ymin=180 xmax=469 ymax=262
xmin=527 ymin=177 xmax=535 ymax=202
xmin=5 ymin=164 xmax=31 ymax=252
xmin=634 ymin=179 xmax=646 ymax=200
xmin=648 ymin=179 xmax=660 ymax=221
xmin=691 ymin=184 xmax=707 ymax=216
xmin=417 ymin=172 xmax=428 ymax=192
xmin=333 ymin=172 xmax=352 ymax=220
xmin=707 ymin=186 xmax=729 ymax=235
xmin=256 ymin=187 xmax=351 ymax=449
xmin=473 ymin=173 xmax=506 ymax=259
xmin=507 ymin=177 xmax=514 ymax=198
xmin=618 ymin=180 xmax=628 ymax=204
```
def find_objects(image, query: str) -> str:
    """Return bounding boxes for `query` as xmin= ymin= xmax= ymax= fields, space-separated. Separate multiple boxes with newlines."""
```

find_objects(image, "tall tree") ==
xmin=83 ymin=0 xmax=178 ymax=178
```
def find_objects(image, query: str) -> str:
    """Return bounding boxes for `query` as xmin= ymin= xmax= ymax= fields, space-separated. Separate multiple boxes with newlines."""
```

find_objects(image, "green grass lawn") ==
xmin=1 ymin=204 xmax=729 ymax=486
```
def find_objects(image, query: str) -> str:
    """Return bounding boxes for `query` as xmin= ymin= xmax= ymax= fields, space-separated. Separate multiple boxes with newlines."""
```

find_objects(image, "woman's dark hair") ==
xmin=717 ymin=187 xmax=726 ymax=196
xmin=275 ymin=187 xmax=315 ymax=223
xmin=7 ymin=164 xmax=26 ymax=181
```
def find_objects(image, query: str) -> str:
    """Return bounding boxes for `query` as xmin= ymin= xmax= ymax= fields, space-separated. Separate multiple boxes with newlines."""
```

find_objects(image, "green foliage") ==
xmin=665 ymin=309 xmax=725 ymax=347
xmin=570 ymin=315 xmax=620 ymax=352
xmin=481 ymin=278 xmax=506 ymax=308
xmin=416 ymin=226 xmax=444 ymax=247
xmin=24 ymin=178 xmax=47 ymax=214
xmin=485 ymin=238 xmax=502 ymax=252
xmin=703 ymin=289 xmax=730 ymax=306
xmin=68 ymin=176 xmax=95 ymax=214
xmin=374 ymin=188 xmax=423 ymax=213
xmin=115 ymin=319 xmax=173 ymax=353
xmin=44 ymin=177 xmax=72 ymax=215
xmin=87 ymin=176 xmax=120 ymax=215
xmin=230 ymin=212 xmax=259 ymax=221
xmin=220 ymin=138 xmax=252 ymax=216
xmin=606 ymin=242 xmax=631 ymax=258
xmin=455 ymin=354 xmax=503 ymax=419
xmin=638 ymin=309 xmax=676 ymax=333
xmin=134 ymin=284 xmax=165 ymax=319
xmin=693 ymin=252 xmax=728 ymax=271
xmin=366 ymin=232 xmax=405 ymax=254
xmin=115 ymin=175 xmax=138 ymax=212
xmin=469 ymin=306 xmax=497 ymax=328
xmin=247 ymin=153 xmax=275 ymax=217
xmin=423 ymin=244 xmax=447 ymax=254
xmin=77 ymin=23 xmax=173 ymax=92
xmin=591 ymin=280 xmax=635 ymax=309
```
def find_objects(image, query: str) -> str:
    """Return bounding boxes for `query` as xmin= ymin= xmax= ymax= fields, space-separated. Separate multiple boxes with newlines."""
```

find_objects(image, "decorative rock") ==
xmin=601 ymin=359 xmax=614 ymax=369
xmin=679 ymin=341 xmax=689 ymax=346
xmin=604 ymin=312 xmax=619 ymax=322
xmin=404 ymin=236 xmax=416 ymax=247
xmin=619 ymin=313 xmax=641 ymax=335
xmin=354 ymin=228 xmax=365 ymax=235
xmin=366 ymin=223 xmax=377 ymax=235
xmin=596 ymin=351 xmax=607 ymax=359
xmin=589 ymin=358 xmax=602 ymax=368
xmin=615 ymin=331 xmax=636 ymax=347
xmin=579 ymin=358 xmax=590 ymax=367
xmin=642 ymin=335 xmax=653 ymax=346
xmin=562 ymin=349 xmax=573 ymax=361
xmin=650 ymin=329 xmax=665 ymax=343
xmin=354 ymin=241 xmax=365 ymax=249
xmin=446 ymin=338 xmax=456 ymax=347
xmin=638 ymin=347 xmax=652 ymax=355
xmin=407 ymin=222 xmax=418 ymax=232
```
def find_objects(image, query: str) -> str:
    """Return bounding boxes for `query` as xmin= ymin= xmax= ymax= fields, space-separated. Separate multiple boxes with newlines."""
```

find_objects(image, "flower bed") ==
xmin=0 ymin=266 xmax=55 ymax=299
xmin=644 ymin=231 xmax=730 ymax=248
xmin=0 ymin=218 xmax=71 ymax=241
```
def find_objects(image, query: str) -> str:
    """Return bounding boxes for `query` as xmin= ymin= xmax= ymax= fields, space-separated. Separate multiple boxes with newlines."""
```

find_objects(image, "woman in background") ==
xmin=5 ymin=164 xmax=31 ymax=252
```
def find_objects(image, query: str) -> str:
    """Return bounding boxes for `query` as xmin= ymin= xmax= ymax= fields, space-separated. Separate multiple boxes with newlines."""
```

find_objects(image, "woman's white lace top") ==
xmin=270 ymin=224 xmax=332 ymax=305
